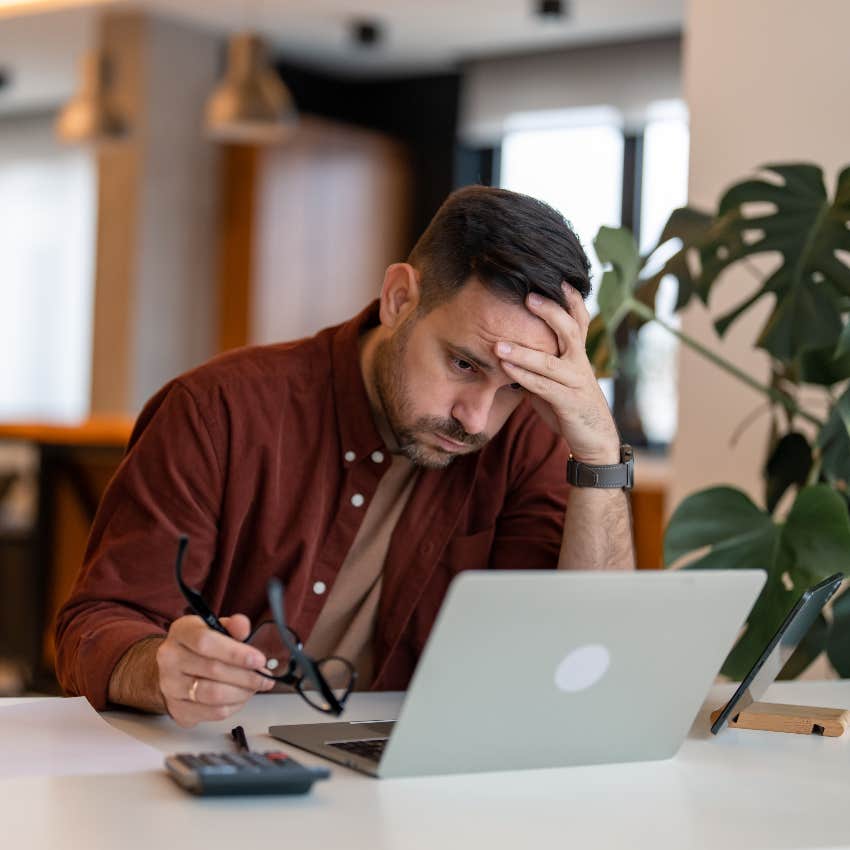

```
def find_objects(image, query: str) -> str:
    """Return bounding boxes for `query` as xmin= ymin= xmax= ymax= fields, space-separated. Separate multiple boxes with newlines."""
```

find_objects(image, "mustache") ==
xmin=415 ymin=416 xmax=487 ymax=448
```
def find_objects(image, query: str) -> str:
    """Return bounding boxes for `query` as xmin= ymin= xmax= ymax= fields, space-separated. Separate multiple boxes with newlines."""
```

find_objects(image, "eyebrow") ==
xmin=448 ymin=344 xmax=497 ymax=373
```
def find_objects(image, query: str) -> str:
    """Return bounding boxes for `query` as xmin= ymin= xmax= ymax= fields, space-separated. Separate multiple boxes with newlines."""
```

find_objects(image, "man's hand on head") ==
xmin=495 ymin=282 xmax=620 ymax=465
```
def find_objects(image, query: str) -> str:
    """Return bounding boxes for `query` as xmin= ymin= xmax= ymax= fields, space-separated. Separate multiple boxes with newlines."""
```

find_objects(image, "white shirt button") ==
xmin=344 ymin=451 xmax=356 ymax=462
xmin=351 ymin=493 xmax=365 ymax=508
xmin=371 ymin=450 xmax=385 ymax=463
xmin=313 ymin=581 xmax=326 ymax=595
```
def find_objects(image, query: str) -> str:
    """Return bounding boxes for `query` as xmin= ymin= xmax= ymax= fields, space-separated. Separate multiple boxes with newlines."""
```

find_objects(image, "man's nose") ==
xmin=451 ymin=388 xmax=495 ymax=437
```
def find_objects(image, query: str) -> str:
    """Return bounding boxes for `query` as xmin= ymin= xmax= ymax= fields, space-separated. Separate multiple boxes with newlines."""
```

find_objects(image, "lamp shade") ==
xmin=55 ymin=51 xmax=127 ymax=144
xmin=205 ymin=33 xmax=297 ymax=144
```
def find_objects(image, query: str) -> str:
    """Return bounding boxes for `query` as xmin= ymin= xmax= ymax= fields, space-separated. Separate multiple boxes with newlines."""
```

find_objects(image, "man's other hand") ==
xmin=156 ymin=614 xmax=275 ymax=728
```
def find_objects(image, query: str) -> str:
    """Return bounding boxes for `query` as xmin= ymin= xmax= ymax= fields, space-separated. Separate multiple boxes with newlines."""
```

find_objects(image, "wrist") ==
xmin=570 ymin=449 xmax=621 ymax=465
xmin=568 ymin=437 xmax=622 ymax=466
xmin=108 ymin=635 xmax=167 ymax=713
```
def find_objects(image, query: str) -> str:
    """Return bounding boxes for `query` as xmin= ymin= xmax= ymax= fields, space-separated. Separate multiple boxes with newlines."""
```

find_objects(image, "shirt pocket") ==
xmin=438 ymin=526 xmax=497 ymax=574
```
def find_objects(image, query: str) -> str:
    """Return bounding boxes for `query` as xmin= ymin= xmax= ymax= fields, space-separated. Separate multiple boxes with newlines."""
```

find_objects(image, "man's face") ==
xmin=373 ymin=279 xmax=559 ymax=468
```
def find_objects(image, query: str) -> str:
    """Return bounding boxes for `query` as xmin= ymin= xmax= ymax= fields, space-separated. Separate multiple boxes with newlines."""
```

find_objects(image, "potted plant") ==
xmin=590 ymin=163 xmax=850 ymax=679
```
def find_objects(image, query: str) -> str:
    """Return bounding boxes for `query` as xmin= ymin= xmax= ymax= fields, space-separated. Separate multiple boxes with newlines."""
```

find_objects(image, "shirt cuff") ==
xmin=76 ymin=620 xmax=166 ymax=711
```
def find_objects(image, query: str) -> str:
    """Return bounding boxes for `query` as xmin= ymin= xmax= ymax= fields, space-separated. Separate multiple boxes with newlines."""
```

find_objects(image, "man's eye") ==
xmin=509 ymin=382 xmax=523 ymax=391
xmin=452 ymin=358 xmax=475 ymax=372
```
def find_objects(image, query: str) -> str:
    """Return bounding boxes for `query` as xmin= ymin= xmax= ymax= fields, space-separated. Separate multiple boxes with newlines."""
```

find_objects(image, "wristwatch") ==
xmin=566 ymin=444 xmax=634 ymax=490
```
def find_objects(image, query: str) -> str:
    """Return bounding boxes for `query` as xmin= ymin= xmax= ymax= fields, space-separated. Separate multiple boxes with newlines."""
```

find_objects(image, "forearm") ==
xmin=107 ymin=636 xmax=167 ymax=713
xmin=557 ymin=487 xmax=635 ymax=570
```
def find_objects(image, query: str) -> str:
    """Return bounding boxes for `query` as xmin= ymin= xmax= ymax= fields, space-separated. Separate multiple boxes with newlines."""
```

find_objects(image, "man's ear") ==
xmin=379 ymin=263 xmax=421 ymax=330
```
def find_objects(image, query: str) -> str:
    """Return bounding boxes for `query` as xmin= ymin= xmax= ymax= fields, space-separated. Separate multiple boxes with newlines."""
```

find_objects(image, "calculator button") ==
xmin=200 ymin=764 xmax=239 ymax=775
xmin=245 ymin=753 xmax=275 ymax=769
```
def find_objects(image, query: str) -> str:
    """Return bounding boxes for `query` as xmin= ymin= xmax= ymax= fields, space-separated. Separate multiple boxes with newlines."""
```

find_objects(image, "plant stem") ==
xmin=805 ymin=450 xmax=823 ymax=487
xmin=628 ymin=299 xmax=824 ymax=428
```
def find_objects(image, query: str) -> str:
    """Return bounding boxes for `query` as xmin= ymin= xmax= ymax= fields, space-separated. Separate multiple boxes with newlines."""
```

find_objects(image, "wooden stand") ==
xmin=710 ymin=702 xmax=850 ymax=737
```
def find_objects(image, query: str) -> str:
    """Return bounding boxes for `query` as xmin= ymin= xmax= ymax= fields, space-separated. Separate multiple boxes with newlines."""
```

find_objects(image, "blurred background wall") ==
xmin=0 ymin=0 xmax=845 ymax=691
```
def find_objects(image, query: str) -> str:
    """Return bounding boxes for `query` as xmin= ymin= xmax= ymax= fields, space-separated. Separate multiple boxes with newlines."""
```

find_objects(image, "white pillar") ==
xmin=670 ymin=0 xmax=850 ymax=514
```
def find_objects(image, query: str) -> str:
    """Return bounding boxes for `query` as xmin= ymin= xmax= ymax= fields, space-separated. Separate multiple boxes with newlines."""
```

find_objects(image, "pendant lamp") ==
xmin=55 ymin=50 xmax=127 ymax=144
xmin=204 ymin=32 xmax=297 ymax=144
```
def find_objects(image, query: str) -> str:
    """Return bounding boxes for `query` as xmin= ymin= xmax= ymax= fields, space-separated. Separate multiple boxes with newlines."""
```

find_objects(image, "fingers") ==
xmin=499 ymin=358 xmax=570 ymax=402
xmin=176 ymin=672 xmax=265 ymax=707
xmin=164 ymin=641 xmax=274 ymax=693
xmin=157 ymin=615 xmax=273 ymax=728
xmin=172 ymin=615 xmax=266 ymax=670
xmin=562 ymin=282 xmax=592 ymax=342
xmin=527 ymin=284 xmax=590 ymax=351
xmin=497 ymin=341 xmax=584 ymax=390
xmin=164 ymin=692 xmax=245 ymax=728
xmin=220 ymin=613 xmax=251 ymax=642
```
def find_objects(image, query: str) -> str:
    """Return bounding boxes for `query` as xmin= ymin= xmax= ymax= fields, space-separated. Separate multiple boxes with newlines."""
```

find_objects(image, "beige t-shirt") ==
xmin=303 ymin=452 xmax=419 ymax=688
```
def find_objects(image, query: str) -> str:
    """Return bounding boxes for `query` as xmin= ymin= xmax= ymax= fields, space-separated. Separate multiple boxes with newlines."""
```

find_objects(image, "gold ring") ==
xmin=188 ymin=678 xmax=200 ymax=703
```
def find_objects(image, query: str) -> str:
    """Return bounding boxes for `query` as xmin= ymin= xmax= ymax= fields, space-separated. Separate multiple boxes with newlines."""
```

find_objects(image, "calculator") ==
xmin=165 ymin=750 xmax=330 ymax=796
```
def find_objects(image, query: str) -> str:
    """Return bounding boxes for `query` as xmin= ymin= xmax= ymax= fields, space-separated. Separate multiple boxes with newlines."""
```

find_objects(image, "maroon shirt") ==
xmin=55 ymin=303 xmax=570 ymax=709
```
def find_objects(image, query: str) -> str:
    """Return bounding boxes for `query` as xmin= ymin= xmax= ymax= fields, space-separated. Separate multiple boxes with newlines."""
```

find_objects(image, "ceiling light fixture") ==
xmin=351 ymin=19 xmax=382 ymax=48
xmin=55 ymin=49 xmax=127 ymax=144
xmin=204 ymin=32 xmax=297 ymax=145
xmin=536 ymin=0 xmax=567 ymax=18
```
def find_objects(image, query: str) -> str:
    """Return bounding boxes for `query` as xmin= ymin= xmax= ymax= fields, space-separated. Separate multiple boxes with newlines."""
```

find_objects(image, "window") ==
xmin=0 ymin=116 xmax=96 ymax=422
xmin=497 ymin=101 xmax=689 ymax=447
xmin=500 ymin=107 xmax=624 ymax=319
xmin=636 ymin=101 xmax=689 ymax=445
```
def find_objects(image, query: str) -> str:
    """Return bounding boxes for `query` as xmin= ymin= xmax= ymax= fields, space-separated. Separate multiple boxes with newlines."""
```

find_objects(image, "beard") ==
xmin=372 ymin=317 xmax=487 ymax=469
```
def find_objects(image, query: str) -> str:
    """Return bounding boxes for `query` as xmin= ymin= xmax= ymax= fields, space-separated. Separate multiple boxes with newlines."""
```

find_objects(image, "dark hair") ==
xmin=407 ymin=185 xmax=591 ymax=312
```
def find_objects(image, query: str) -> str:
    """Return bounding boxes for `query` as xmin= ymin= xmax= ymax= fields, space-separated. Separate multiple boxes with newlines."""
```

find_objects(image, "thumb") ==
xmin=219 ymin=613 xmax=252 ymax=642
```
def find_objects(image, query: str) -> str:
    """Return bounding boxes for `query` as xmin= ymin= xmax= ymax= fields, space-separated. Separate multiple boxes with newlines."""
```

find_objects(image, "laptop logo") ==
xmin=554 ymin=644 xmax=610 ymax=693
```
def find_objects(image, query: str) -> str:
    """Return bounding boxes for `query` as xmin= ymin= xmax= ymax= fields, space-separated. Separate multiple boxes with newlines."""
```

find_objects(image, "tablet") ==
xmin=711 ymin=572 xmax=845 ymax=734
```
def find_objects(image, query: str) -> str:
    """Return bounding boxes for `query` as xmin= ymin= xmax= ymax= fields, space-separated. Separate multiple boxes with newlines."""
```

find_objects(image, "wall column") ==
xmin=90 ymin=11 xmax=220 ymax=415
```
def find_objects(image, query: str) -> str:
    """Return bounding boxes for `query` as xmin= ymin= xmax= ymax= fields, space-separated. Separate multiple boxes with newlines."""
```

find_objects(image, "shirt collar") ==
xmin=331 ymin=301 xmax=387 ymax=464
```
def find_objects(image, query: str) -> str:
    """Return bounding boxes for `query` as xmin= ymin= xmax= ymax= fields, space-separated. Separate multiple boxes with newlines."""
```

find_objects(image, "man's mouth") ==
xmin=432 ymin=432 xmax=469 ymax=451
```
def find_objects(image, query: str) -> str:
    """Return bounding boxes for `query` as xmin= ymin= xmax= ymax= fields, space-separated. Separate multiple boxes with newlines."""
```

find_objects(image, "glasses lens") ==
xmin=298 ymin=657 xmax=356 ymax=712
xmin=246 ymin=621 xmax=300 ymax=679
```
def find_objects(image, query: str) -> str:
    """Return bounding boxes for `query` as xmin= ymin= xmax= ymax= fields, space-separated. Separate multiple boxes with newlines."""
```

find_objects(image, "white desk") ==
xmin=2 ymin=681 xmax=850 ymax=850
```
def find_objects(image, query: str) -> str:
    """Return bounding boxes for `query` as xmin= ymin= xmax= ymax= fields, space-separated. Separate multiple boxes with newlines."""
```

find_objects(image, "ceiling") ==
xmin=0 ymin=0 xmax=683 ymax=115
xmin=141 ymin=0 xmax=684 ymax=75
xmin=2 ymin=0 xmax=684 ymax=77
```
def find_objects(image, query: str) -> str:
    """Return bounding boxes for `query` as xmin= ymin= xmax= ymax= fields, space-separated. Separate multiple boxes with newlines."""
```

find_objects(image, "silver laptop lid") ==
xmin=378 ymin=569 xmax=765 ymax=778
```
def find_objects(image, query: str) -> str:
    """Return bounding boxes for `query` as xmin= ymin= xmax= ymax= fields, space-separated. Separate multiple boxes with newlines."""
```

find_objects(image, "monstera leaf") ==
xmin=586 ymin=314 xmax=616 ymax=377
xmin=638 ymin=206 xmax=714 ymax=312
xmin=587 ymin=211 xmax=714 ymax=378
xmin=699 ymin=164 xmax=850 ymax=362
xmin=595 ymin=226 xmax=640 ymax=327
xmin=764 ymin=432 xmax=812 ymax=514
xmin=817 ymin=384 xmax=850 ymax=488
xmin=827 ymin=588 xmax=850 ymax=676
xmin=587 ymin=227 xmax=642 ymax=376
xmin=664 ymin=484 xmax=850 ymax=679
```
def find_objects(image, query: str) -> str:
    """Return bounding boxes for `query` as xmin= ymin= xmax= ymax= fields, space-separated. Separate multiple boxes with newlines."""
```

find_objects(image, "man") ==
xmin=55 ymin=186 xmax=635 ymax=727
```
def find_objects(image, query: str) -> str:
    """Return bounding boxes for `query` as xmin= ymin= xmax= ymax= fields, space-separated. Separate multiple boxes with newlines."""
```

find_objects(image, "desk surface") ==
xmin=0 ymin=417 xmax=134 ymax=447
xmin=3 ymin=681 xmax=849 ymax=850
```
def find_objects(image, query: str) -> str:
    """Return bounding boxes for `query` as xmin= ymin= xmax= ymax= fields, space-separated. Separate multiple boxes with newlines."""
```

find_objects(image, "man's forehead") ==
xmin=432 ymin=281 xmax=559 ymax=358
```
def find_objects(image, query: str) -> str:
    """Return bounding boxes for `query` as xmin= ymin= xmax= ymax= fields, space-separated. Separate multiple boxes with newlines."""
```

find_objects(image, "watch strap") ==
xmin=566 ymin=445 xmax=634 ymax=489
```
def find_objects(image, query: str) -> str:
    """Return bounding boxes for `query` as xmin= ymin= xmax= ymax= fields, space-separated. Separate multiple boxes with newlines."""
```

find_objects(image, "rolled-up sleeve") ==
xmin=54 ymin=381 xmax=223 ymax=709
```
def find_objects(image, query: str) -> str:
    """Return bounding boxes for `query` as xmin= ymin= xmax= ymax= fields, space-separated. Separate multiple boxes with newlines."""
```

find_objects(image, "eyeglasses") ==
xmin=174 ymin=534 xmax=355 ymax=716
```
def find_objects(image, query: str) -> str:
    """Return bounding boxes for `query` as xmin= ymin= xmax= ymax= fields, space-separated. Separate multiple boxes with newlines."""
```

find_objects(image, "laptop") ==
xmin=269 ymin=569 xmax=765 ymax=778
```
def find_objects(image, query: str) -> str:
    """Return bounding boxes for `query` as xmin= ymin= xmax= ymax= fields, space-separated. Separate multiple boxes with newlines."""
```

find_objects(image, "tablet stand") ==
xmin=710 ymin=702 xmax=850 ymax=737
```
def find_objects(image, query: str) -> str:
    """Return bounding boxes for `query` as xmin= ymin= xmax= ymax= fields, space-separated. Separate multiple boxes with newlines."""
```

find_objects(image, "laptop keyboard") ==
xmin=327 ymin=738 xmax=388 ymax=763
